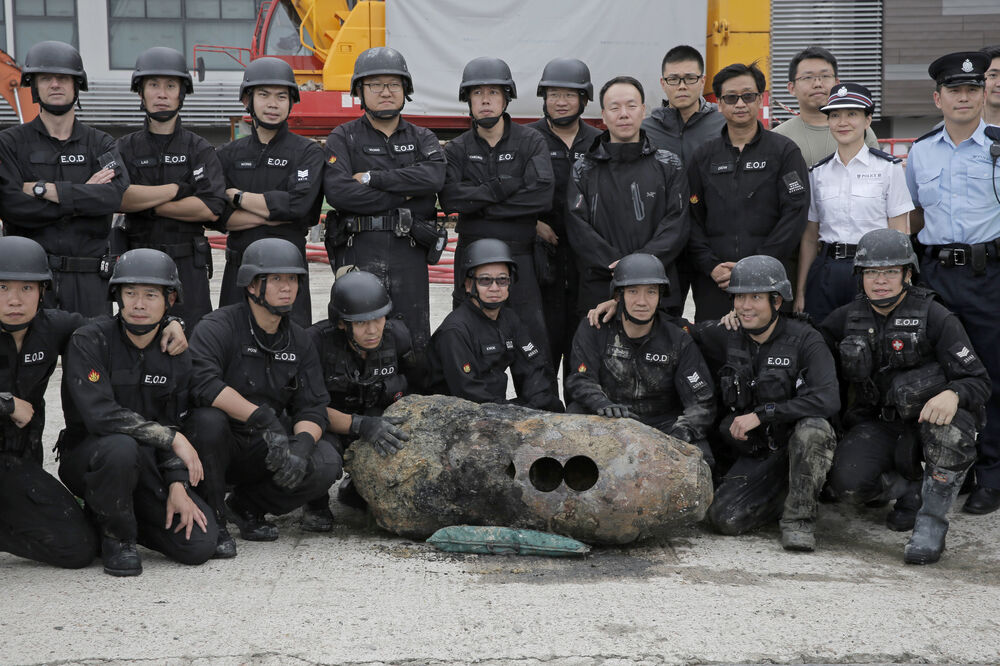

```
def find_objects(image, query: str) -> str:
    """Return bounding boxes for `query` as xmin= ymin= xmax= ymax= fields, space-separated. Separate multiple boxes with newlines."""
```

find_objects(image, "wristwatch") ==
xmin=32 ymin=181 xmax=48 ymax=199
xmin=232 ymin=190 xmax=244 ymax=208
xmin=0 ymin=392 xmax=14 ymax=416
xmin=360 ymin=172 xmax=371 ymax=185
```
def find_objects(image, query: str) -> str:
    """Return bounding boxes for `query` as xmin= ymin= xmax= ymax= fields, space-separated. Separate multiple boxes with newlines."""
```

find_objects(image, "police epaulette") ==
xmin=913 ymin=126 xmax=944 ymax=144
xmin=809 ymin=153 xmax=836 ymax=171
xmin=868 ymin=147 xmax=902 ymax=163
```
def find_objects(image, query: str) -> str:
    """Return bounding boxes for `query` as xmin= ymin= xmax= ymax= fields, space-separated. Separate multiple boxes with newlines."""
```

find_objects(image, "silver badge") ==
xmin=962 ymin=58 xmax=974 ymax=73
xmin=836 ymin=86 xmax=848 ymax=97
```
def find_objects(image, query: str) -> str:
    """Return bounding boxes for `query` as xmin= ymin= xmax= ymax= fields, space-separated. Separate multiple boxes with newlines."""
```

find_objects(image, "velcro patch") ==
xmin=783 ymin=171 xmax=805 ymax=195
xmin=949 ymin=342 xmax=978 ymax=366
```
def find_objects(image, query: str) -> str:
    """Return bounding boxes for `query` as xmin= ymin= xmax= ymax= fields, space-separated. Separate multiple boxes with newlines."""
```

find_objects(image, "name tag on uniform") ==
xmin=363 ymin=145 xmax=387 ymax=155
xmin=236 ymin=160 xmax=255 ymax=169
xmin=482 ymin=343 xmax=501 ymax=355
xmin=607 ymin=344 xmax=632 ymax=360
xmin=549 ymin=150 xmax=562 ymax=158
xmin=242 ymin=345 xmax=262 ymax=357
xmin=467 ymin=154 xmax=485 ymax=162
xmin=135 ymin=157 xmax=158 ymax=168
xmin=711 ymin=161 xmax=734 ymax=174
xmin=392 ymin=143 xmax=416 ymax=153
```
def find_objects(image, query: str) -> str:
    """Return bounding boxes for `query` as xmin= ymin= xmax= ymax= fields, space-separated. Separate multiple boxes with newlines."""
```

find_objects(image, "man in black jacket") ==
xmin=0 ymin=41 xmax=129 ymax=318
xmin=323 ymin=47 xmax=446 ymax=355
xmin=218 ymin=58 xmax=324 ymax=328
xmin=116 ymin=47 xmax=227 ymax=330
xmin=529 ymin=58 xmax=602 ymax=381
xmin=567 ymin=76 xmax=690 ymax=317
xmin=687 ymin=63 xmax=809 ymax=321
xmin=59 ymin=249 xmax=215 ymax=576
xmin=440 ymin=57 xmax=555 ymax=350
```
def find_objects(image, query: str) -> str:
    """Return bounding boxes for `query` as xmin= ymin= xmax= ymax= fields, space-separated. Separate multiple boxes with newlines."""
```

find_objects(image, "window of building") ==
xmin=14 ymin=0 xmax=78 ymax=57
xmin=108 ymin=0 xmax=262 ymax=71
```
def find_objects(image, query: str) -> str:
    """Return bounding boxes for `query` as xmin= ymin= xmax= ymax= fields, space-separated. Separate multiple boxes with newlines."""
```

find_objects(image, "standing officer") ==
xmin=983 ymin=45 xmax=1000 ymax=126
xmin=905 ymin=51 xmax=1000 ymax=515
xmin=567 ymin=75 xmax=690 ymax=316
xmin=186 ymin=239 xmax=341 ymax=547
xmin=217 ymin=57 xmax=324 ymax=328
xmin=59 ymin=249 xmax=216 ymax=576
xmin=820 ymin=230 xmax=990 ymax=564
xmin=430 ymin=239 xmax=562 ymax=411
xmin=0 ymin=41 xmax=128 ymax=317
xmin=323 ymin=47 xmax=446 ymax=356
xmin=687 ymin=63 xmax=810 ymax=321
xmin=528 ymin=58 xmax=601 ymax=382
xmin=307 ymin=271 xmax=417 ymax=511
xmin=795 ymin=83 xmax=912 ymax=324
xmin=440 ymin=57 xmax=555 ymax=351
xmin=566 ymin=253 xmax=715 ymax=463
xmin=0 ymin=237 xmax=97 ymax=569
xmin=693 ymin=256 xmax=839 ymax=552
xmin=117 ymin=46 xmax=227 ymax=330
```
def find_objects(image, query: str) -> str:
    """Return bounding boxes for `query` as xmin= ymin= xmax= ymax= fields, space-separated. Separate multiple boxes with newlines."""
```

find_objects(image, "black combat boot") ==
xmin=886 ymin=480 xmax=922 ymax=532
xmin=102 ymin=536 xmax=142 ymax=577
xmin=336 ymin=474 xmax=368 ymax=510
xmin=225 ymin=494 xmax=279 ymax=541
xmin=904 ymin=466 xmax=966 ymax=565
xmin=213 ymin=511 xmax=238 ymax=558
xmin=301 ymin=496 xmax=334 ymax=532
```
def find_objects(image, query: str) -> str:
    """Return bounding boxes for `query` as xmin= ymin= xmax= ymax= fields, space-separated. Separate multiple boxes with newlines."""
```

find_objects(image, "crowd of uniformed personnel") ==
xmin=1 ymin=37 xmax=999 ymax=575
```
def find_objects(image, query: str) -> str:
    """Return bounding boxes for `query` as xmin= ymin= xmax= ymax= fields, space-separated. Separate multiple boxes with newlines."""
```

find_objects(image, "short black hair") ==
xmin=599 ymin=76 xmax=645 ymax=108
xmin=982 ymin=44 xmax=1000 ymax=62
xmin=661 ymin=45 xmax=704 ymax=75
xmin=712 ymin=62 xmax=766 ymax=98
xmin=787 ymin=46 xmax=838 ymax=82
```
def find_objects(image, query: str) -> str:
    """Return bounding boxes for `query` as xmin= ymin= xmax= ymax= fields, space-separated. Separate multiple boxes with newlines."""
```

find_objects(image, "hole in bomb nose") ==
xmin=528 ymin=457 xmax=563 ymax=492
xmin=563 ymin=456 xmax=599 ymax=491
xmin=505 ymin=461 xmax=516 ymax=479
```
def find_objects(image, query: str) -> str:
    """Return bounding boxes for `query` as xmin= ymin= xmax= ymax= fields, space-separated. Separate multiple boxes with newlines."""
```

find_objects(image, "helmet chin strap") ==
xmin=468 ymin=285 xmax=505 ymax=311
xmin=0 ymin=319 xmax=32 ymax=333
xmin=867 ymin=283 xmax=909 ymax=309
xmin=470 ymin=99 xmax=508 ymax=129
xmin=247 ymin=96 xmax=288 ymax=131
xmin=543 ymin=94 xmax=585 ymax=127
xmin=743 ymin=302 xmax=779 ymax=336
xmin=248 ymin=276 xmax=294 ymax=316
xmin=141 ymin=87 xmax=184 ymax=123
xmin=32 ymin=80 xmax=79 ymax=115
xmin=114 ymin=288 xmax=168 ymax=335
xmin=622 ymin=308 xmax=654 ymax=326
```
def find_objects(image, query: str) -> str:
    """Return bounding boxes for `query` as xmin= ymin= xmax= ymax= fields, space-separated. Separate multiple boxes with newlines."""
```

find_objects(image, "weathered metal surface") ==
xmin=345 ymin=394 xmax=713 ymax=545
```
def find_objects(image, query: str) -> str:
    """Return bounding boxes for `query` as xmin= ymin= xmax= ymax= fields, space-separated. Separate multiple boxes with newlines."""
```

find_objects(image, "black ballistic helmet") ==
xmin=459 ymin=57 xmax=517 ymax=101
xmin=727 ymin=255 xmax=793 ymax=301
xmin=109 ymin=249 xmax=184 ymax=304
xmin=350 ymin=47 xmax=413 ymax=97
xmin=536 ymin=57 xmax=594 ymax=100
xmin=854 ymin=228 xmax=920 ymax=275
xmin=131 ymin=47 xmax=193 ymax=94
xmin=0 ymin=236 xmax=52 ymax=286
xmin=329 ymin=271 xmax=392 ymax=322
xmin=240 ymin=57 xmax=300 ymax=103
xmin=237 ymin=238 xmax=307 ymax=287
xmin=21 ymin=40 xmax=88 ymax=90
xmin=610 ymin=253 xmax=670 ymax=295
xmin=462 ymin=238 xmax=518 ymax=281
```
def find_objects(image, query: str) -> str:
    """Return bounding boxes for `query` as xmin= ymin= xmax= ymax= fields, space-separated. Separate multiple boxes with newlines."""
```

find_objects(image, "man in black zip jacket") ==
xmin=529 ymin=58 xmax=602 ymax=381
xmin=323 ymin=47 xmax=446 ymax=356
xmin=59 ymin=249 xmax=215 ymax=576
xmin=0 ymin=41 xmax=128 ymax=318
xmin=440 ymin=57 xmax=555 ymax=352
xmin=566 ymin=76 xmax=690 ymax=317
xmin=687 ymin=62 xmax=809 ymax=322
xmin=218 ymin=58 xmax=324 ymax=328
xmin=116 ymin=47 xmax=227 ymax=330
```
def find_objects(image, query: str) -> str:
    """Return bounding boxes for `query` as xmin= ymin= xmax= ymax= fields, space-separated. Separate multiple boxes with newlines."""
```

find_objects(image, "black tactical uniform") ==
xmin=642 ymin=98 xmax=726 ymax=165
xmin=566 ymin=131 xmax=690 ymax=314
xmin=58 ymin=315 xmax=218 ymax=567
xmin=116 ymin=120 xmax=226 ymax=329
xmin=687 ymin=122 xmax=809 ymax=321
xmin=0 ymin=117 xmax=128 ymax=317
xmin=218 ymin=124 xmax=324 ymax=327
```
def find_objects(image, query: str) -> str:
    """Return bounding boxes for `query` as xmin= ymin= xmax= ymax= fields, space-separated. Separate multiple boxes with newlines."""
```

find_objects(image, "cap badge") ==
xmin=836 ymin=86 xmax=848 ymax=97
xmin=962 ymin=59 xmax=974 ymax=73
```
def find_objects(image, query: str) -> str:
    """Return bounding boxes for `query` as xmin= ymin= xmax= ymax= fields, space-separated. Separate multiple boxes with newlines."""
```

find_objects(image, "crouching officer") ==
xmin=0 ymin=40 xmax=129 ymax=317
xmin=430 ymin=239 xmax=562 ymax=411
xmin=58 ymin=249 xmax=216 ymax=576
xmin=218 ymin=57 xmax=324 ymax=327
xmin=117 ymin=46 xmax=227 ymax=329
xmin=307 ymin=270 xmax=419 ymax=511
xmin=566 ymin=254 xmax=716 ymax=462
xmin=820 ymin=229 xmax=990 ymax=564
xmin=694 ymin=256 xmax=839 ymax=552
xmin=186 ymin=238 xmax=340 ymax=550
xmin=0 ymin=237 xmax=97 ymax=569
xmin=323 ymin=47 xmax=446 ymax=355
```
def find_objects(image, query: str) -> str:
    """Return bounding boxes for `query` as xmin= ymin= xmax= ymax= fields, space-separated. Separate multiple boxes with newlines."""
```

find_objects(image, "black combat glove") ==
xmin=351 ymin=414 xmax=409 ymax=456
xmin=246 ymin=405 xmax=290 ymax=472
xmin=273 ymin=432 xmax=313 ymax=490
xmin=667 ymin=423 xmax=695 ymax=443
xmin=597 ymin=404 xmax=632 ymax=419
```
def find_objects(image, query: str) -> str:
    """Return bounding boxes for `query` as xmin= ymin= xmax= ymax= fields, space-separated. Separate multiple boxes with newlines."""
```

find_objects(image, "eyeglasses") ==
xmin=363 ymin=82 xmax=403 ymax=93
xmin=794 ymin=74 xmax=836 ymax=84
xmin=861 ymin=267 xmax=904 ymax=279
xmin=719 ymin=92 xmax=761 ymax=105
xmin=663 ymin=74 xmax=702 ymax=86
xmin=474 ymin=275 xmax=510 ymax=287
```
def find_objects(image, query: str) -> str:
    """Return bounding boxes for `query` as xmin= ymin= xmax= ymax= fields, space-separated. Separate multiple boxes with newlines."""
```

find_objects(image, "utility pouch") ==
xmin=193 ymin=236 xmax=213 ymax=278
xmin=887 ymin=365 xmax=948 ymax=421
xmin=392 ymin=208 xmax=413 ymax=238
xmin=839 ymin=335 xmax=873 ymax=382
xmin=534 ymin=237 xmax=557 ymax=287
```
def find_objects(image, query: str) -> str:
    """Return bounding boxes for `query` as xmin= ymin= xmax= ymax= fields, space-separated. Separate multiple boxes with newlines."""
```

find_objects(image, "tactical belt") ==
xmin=924 ymin=238 xmax=1000 ymax=275
xmin=819 ymin=241 xmax=857 ymax=259
xmin=342 ymin=212 xmax=418 ymax=233
xmin=48 ymin=254 xmax=103 ymax=273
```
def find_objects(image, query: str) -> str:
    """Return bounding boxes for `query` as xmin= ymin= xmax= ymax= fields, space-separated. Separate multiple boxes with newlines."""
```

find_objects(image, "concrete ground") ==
xmin=3 ymin=251 xmax=999 ymax=666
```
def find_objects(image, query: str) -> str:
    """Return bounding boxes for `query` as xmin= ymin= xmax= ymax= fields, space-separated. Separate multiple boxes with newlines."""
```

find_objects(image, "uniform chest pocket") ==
xmin=816 ymin=184 xmax=841 ymax=201
xmin=140 ymin=372 xmax=177 ymax=399
xmin=753 ymin=369 xmax=791 ymax=403
xmin=268 ymin=357 xmax=300 ymax=402
xmin=28 ymin=151 xmax=57 ymax=178
xmin=851 ymin=182 xmax=882 ymax=199
xmin=966 ymin=165 xmax=998 ymax=202
xmin=884 ymin=331 xmax=923 ymax=369
xmin=915 ymin=170 xmax=942 ymax=208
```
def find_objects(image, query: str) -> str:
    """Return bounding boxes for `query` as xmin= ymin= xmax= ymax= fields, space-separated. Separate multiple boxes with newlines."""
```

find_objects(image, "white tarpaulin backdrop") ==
xmin=386 ymin=0 xmax=708 ymax=120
